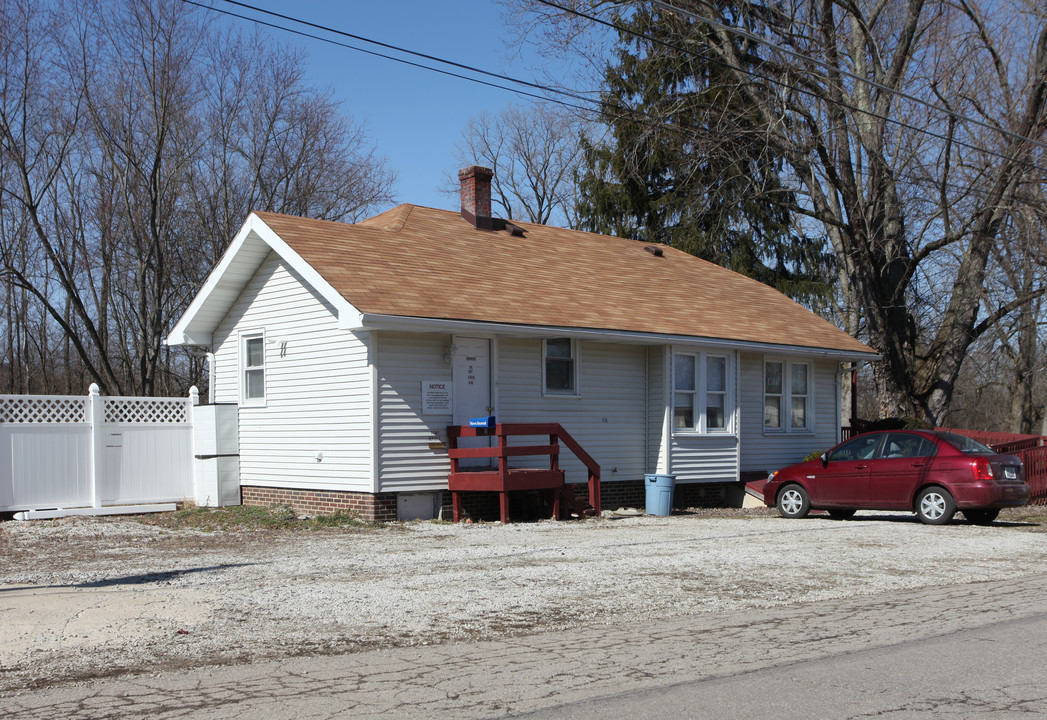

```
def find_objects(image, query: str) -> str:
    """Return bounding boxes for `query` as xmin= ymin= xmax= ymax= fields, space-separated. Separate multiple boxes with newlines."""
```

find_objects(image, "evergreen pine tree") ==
xmin=577 ymin=2 xmax=833 ymax=304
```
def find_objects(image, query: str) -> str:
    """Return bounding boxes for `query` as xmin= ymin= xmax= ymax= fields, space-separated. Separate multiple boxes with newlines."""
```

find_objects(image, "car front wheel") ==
xmin=915 ymin=487 xmax=956 ymax=525
xmin=962 ymin=508 xmax=1000 ymax=525
xmin=777 ymin=484 xmax=811 ymax=519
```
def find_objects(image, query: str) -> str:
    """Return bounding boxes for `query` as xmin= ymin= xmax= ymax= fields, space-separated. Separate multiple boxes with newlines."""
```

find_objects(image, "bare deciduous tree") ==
xmin=447 ymin=102 xmax=586 ymax=227
xmin=511 ymin=0 xmax=1047 ymax=424
xmin=0 ymin=0 xmax=396 ymax=396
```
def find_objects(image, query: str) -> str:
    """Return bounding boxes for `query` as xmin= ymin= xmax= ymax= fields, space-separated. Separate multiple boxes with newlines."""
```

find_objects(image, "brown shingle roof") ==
xmin=253 ymin=206 xmax=871 ymax=355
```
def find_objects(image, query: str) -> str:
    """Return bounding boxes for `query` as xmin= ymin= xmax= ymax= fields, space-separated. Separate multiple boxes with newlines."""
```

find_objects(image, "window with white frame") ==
xmin=673 ymin=354 xmax=696 ymax=428
xmin=673 ymin=351 xmax=732 ymax=433
xmin=706 ymin=355 xmax=727 ymax=430
xmin=764 ymin=359 xmax=811 ymax=431
xmin=544 ymin=338 xmax=578 ymax=394
xmin=764 ymin=361 xmax=783 ymax=429
xmin=241 ymin=332 xmax=266 ymax=405
xmin=790 ymin=362 xmax=810 ymax=429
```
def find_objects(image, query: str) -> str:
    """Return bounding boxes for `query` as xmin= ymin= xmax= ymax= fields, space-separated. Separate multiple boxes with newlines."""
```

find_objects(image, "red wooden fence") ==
xmin=1014 ymin=446 xmax=1047 ymax=506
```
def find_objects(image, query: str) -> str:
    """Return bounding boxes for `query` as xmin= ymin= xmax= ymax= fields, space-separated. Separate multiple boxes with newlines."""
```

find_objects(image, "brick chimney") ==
xmin=459 ymin=165 xmax=494 ymax=230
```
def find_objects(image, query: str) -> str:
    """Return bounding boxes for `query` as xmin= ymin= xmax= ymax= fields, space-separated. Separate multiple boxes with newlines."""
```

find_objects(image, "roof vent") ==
xmin=645 ymin=246 xmax=664 ymax=257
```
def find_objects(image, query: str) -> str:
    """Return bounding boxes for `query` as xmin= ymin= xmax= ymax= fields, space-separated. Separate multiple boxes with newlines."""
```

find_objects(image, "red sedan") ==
xmin=763 ymin=430 xmax=1029 ymax=525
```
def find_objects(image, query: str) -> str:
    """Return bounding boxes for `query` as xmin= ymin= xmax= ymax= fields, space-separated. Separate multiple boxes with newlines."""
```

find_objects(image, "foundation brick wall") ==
xmin=591 ymin=480 xmax=728 ymax=511
xmin=243 ymin=480 xmax=734 ymax=523
xmin=241 ymin=486 xmax=398 ymax=523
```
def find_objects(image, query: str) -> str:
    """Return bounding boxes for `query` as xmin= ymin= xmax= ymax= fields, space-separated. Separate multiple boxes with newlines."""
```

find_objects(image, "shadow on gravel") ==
xmin=0 ymin=563 xmax=260 ymax=591
xmin=819 ymin=513 xmax=1040 ymax=528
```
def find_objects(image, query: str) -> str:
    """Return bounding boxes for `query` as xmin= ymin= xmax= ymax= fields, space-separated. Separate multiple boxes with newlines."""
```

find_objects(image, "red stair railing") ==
xmin=446 ymin=423 xmax=601 ymax=522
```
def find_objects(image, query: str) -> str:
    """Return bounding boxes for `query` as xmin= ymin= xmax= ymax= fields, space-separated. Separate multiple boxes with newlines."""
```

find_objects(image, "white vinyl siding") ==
xmin=498 ymin=338 xmax=646 ymax=484
xmin=669 ymin=434 xmax=740 ymax=483
xmin=375 ymin=332 xmax=454 ymax=492
xmin=211 ymin=252 xmax=373 ymax=492
xmin=739 ymin=352 xmax=840 ymax=473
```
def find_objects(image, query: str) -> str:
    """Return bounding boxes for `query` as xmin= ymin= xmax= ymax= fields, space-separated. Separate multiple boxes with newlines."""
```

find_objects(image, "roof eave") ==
xmin=353 ymin=313 xmax=880 ymax=361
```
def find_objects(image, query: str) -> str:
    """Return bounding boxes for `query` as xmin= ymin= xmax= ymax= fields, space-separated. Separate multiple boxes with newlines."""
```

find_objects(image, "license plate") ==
xmin=1004 ymin=467 xmax=1018 ymax=480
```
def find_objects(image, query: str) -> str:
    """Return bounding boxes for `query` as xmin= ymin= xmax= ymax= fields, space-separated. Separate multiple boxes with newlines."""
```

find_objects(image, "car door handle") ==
xmin=910 ymin=462 xmax=925 ymax=468
xmin=856 ymin=464 xmax=869 ymax=469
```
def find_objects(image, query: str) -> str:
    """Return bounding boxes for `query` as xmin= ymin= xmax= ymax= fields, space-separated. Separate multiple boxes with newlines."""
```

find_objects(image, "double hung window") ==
xmin=764 ymin=359 xmax=811 ymax=431
xmin=673 ymin=351 xmax=732 ymax=433
xmin=241 ymin=332 xmax=266 ymax=405
xmin=544 ymin=338 xmax=578 ymax=395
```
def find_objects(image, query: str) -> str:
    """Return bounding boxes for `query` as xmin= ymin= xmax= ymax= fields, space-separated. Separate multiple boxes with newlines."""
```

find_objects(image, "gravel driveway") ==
xmin=2 ymin=507 xmax=1045 ymax=695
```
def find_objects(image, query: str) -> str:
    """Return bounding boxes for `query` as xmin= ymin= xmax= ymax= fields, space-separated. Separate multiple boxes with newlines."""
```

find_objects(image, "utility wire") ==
xmin=535 ymin=0 xmax=1047 ymax=171
xmin=648 ymin=0 xmax=1047 ymax=155
xmin=190 ymin=0 xmax=1043 ymax=201
xmin=211 ymin=0 xmax=600 ymax=112
xmin=181 ymin=0 xmax=594 ymax=113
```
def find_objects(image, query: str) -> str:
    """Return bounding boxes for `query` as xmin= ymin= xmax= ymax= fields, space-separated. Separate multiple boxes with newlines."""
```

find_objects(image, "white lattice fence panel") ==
xmin=0 ymin=395 xmax=87 ymax=424
xmin=104 ymin=398 xmax=189 ymax=424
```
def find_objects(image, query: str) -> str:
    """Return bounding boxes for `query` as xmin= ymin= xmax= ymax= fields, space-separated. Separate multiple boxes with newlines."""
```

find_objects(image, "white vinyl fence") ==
xmin=0 ymin=385 xmax=198 ymax=514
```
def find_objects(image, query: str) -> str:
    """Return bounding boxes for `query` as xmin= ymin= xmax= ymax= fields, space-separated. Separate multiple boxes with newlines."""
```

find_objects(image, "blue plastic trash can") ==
xmin=645 ymin=474 xmax=676 ymax=516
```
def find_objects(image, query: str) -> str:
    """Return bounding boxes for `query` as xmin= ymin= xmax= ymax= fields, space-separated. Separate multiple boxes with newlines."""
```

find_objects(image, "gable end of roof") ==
xmin=165 ymin=213 xmax=362 ymax=346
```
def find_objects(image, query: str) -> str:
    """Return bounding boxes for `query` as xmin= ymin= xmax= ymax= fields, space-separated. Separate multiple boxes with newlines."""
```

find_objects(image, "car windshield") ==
xmin=936 ymin=431 xmax=994 ymax=454
xmin=829 ymin=434 xmax=881 ymax=461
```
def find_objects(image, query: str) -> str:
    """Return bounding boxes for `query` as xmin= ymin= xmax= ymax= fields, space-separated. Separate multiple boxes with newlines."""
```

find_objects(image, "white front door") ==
xmin=452 ymin=338 xmax=493 ymax=467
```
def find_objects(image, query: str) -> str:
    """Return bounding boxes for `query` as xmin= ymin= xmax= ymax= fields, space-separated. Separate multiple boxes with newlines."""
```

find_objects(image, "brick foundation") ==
xmin=241 ymin=486 xmax=398 ymax=523
xmin=598 ymin=480 xmax=728 ymax=510
xmin=242 ymin=480 xmax=737 ymax=523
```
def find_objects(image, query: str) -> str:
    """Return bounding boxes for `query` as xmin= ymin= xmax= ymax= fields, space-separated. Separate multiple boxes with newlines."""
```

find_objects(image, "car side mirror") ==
xmin=821 ymin=454 xmax=829 ymax=468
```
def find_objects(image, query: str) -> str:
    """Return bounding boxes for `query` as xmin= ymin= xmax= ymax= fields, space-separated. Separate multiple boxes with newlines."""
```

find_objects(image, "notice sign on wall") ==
xmin=421 ymin=380 xmax=451 ymax=415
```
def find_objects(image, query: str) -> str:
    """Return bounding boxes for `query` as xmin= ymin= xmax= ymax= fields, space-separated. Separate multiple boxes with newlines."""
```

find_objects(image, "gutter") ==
xmin=353 ymin=313 xmax=881 ymax=361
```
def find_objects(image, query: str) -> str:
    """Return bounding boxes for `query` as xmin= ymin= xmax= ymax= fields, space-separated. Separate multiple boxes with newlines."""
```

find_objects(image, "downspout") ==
xmin=644 ymin=346 xmax=649 ymax=474
xmin=838 ymin=361 xmax=871 ymax=438
xmin=206 ymin=352 xmax=216 ymax=404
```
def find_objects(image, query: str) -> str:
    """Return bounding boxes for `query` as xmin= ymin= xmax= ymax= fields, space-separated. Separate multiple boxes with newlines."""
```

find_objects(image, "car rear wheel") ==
xmin=962 ymin=508 xmax=1000 ymax=525
xmin=915 ymin=487 xmax=956 ymax=525
xmin=777 ymin=485 xmax=811 ymax=519
xmin=827 ymin=509 xmax=857 ymax=520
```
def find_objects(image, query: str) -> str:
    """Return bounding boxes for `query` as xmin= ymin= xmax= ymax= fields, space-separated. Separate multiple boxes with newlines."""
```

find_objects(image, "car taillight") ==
xmin=971 ymin=457 xmax=994 ymax=481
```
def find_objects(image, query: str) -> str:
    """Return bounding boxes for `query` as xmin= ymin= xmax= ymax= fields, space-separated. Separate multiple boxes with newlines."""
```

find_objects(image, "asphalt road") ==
xmin=514 ymin=594 xmax=1047 ymax=719
xmin=4 ymin=571 xmax=1046 ymax=719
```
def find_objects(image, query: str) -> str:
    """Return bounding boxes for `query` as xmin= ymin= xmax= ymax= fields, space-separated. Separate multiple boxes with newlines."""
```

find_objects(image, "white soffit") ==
xmin=355 ymin=314 xmax=881 ymax=361
xmin=166 ymin=213 xmax=362 ymax=346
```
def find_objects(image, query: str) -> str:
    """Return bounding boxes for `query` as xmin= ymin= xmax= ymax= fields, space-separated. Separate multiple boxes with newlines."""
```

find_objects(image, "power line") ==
xmin=187 ymin=0 xmax=1043 ymax=203
xmin=648 ymin=0 xmax=1047 ymax=156
xmin=200 ymin=0 xmax=1041 ymax=173
xmin=180 ymin=0 xmax=594 ymax=114
xmin=535 ymin=0 xmax=1047 ymax=171
xmin=211 ymin=0 xmax=599 ymax=112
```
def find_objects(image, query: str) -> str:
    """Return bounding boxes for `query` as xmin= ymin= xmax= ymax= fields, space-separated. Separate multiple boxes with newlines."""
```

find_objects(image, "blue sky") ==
xmin=211 ymin=1 xmax=563 ymax=213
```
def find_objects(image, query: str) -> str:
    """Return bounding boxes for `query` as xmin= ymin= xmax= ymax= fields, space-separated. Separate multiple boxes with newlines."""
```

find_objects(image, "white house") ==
xmin=167 ymin=166 xmax=876 ymax=521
